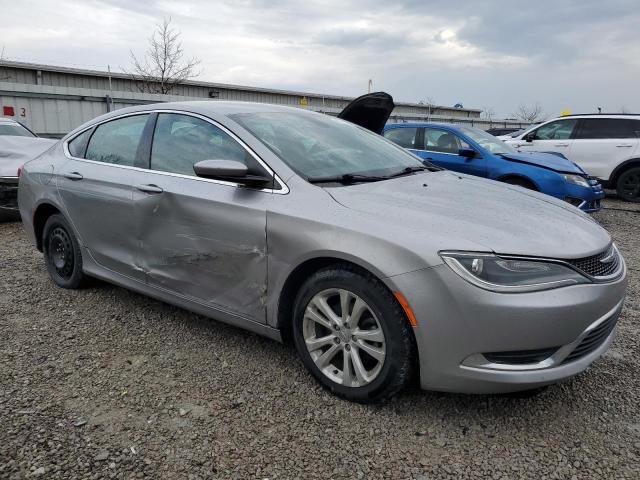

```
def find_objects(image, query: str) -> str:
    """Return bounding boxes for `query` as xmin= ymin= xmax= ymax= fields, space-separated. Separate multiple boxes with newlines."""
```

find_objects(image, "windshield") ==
xmin=231 ymin=111 xmax=426 ymax=180
xmin=460 ymin=127 xmax=517 ymax=155
xmin=0 ymin=122 xmax=35 ymax=137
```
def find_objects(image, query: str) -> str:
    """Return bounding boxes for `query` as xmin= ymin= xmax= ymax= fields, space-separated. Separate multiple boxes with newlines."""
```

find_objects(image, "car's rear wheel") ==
xmin=616 ymin=166 xmax=640 ymax=202
xmin=502 ymin=177 xmax=536 ymax=190
xmin=43 ymin=214 xmax=88 ymax=289
xmin=292 ymin=265 xmax=416 ymax=403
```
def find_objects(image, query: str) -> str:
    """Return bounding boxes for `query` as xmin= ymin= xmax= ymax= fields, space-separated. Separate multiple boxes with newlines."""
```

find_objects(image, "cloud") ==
xmin=2 ymin=0 xmax=639 ymax=116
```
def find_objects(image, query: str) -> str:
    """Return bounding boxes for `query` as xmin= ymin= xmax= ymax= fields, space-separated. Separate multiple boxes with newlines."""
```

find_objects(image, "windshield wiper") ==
xmin=307 ymin=173 xmax=388 ymax=184
xmin=387 ymin=165 xmax=432 ymax=178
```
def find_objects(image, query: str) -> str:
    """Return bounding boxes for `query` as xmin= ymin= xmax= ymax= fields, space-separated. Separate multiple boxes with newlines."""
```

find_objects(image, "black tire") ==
xmin=42 ymin=214 xmax=88 ymax=289
xmin=616 ymin=166 xmax=640 ymax=203
xmin=292 ymin=264 xmax=416 ymax=404
xmin=502 ymin=177 xmax=536 ymax=190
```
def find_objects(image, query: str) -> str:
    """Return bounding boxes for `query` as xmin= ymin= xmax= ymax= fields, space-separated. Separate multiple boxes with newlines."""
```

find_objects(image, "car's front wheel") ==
xmin=292 ymin=265 xmax=416 ymax=403
xmin=616 ymin=166 xmax=640 ymax=202
xmin=43 ymin=214 xmax=88 ymax=289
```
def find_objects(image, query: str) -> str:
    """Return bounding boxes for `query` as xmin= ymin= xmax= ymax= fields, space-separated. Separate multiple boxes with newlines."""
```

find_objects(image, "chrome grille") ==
xmin=565 ymin=245 xmax=621 ymax=278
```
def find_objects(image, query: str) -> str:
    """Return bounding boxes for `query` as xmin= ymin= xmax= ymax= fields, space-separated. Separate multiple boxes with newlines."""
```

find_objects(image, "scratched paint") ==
xmin=131 ymin=178 xmax=270 ymax=323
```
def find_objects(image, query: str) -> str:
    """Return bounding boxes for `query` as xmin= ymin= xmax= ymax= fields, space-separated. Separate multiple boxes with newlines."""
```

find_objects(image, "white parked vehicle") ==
xmin=0 ymin=118 xmax=56 ymax=220
xmin=505 ymin=114 xmax=640 ymax=202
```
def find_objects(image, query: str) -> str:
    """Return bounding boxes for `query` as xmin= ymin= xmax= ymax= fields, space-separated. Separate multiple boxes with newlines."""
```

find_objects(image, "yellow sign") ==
xmin=300 ymin=96 xmax=308 ymax=107
xmin=560 ymin=110 xmax=572 ymax=116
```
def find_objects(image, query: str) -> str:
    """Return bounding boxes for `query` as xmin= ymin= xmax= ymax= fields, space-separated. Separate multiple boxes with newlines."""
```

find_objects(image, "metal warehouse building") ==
xmin=0 ymin=60 xmax=526 ymax=138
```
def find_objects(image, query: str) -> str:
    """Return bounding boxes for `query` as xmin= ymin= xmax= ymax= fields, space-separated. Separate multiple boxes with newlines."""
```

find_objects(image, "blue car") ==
xmin=382 ymin=123 xmax=604 ymax=212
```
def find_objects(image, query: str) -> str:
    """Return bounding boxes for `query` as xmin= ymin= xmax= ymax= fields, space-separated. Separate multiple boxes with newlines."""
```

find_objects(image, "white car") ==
xmin=505 ymin=114 xmax=640 ymax=202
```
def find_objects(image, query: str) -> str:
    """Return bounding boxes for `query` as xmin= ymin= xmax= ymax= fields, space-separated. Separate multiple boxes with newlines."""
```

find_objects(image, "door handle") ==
xmin=63 ymin=172 xmax=83 ymax=180
xmin=554 ymin=143 xmax=569 ymax=147
xmin=616 ymin=144 xmax=633 ymax=147
xmin=135 ymin=184 xmax=164 ymax=194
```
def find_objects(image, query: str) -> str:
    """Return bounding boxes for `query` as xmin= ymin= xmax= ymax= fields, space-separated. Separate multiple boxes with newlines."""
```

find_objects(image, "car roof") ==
xmin=547 ymin=114 xmax=640 ymax=121
xmin=67 ymin=101 xmax=334 ymax=137
xmin=0 ymin=118 xmax=21 ymax=125
xmin=104 ymin=100 xmax=319 ymax=118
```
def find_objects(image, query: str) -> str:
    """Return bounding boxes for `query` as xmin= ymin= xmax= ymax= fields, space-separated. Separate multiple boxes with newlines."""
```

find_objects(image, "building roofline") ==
xmin=0 ymin=59 xmax=482 ymax=113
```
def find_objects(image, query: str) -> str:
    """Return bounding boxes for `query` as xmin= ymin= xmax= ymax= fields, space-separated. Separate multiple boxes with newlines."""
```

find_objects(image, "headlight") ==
xmin=562 ymin=174 xmax=590 ymax=188
xmin=440 ymin=252 xmax=589 ymax=293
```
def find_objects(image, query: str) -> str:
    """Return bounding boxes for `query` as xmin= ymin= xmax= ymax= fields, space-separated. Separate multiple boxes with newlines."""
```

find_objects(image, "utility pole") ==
xmin=368 ymin=79 xmax=373 ymax=93
xmin=106 ymin=65 xmax=114 ymax=112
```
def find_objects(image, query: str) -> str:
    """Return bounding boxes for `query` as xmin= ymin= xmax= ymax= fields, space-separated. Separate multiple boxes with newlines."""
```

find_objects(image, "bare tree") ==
xmin=418 ymin=96 xmax=437 ymax=120
xmin=512 ymin=102 xmax=546 ymax=123
xmin=481 ymin=106 xmax=496 ymax=122
xmin=128 ymin=18 xmax=201 ymax=94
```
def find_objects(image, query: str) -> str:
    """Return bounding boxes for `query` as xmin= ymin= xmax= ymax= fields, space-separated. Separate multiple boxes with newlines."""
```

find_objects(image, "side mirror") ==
xmin=193 ymin=159 xmax=271 ymax=187
xmin=458 ymin=148 xmax=477 ymax=159
xmin=524 ymin=132 xmax=535 ymax=142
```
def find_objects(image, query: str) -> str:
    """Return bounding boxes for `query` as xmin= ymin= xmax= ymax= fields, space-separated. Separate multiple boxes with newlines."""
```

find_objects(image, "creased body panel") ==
xmin=55 ymin=158 xmax=143 ymax=280
xmin=130 ymin=171 xmax=270 ymax=323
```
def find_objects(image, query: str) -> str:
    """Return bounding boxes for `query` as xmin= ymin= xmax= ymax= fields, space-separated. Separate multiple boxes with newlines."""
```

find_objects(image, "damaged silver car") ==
xmin=18 ymin=94 xmax=627 ymax=402
xmin=1 ymin=118 xmax=56 ymax=220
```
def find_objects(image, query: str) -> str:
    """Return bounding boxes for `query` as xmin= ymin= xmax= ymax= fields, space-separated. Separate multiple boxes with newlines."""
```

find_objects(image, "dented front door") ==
xmin=131 ymin=173 xmax=269 ymax=323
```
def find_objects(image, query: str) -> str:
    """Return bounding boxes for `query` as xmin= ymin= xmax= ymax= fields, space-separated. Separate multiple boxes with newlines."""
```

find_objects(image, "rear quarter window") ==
xmin=67 ymin=129 xmax=92 ymax=158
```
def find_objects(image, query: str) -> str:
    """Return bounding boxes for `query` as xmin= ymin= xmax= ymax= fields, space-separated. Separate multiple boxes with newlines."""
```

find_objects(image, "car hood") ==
xmin=499 ymin=151 xmax=584 ymax=174
xmin=326 ymin=171 xmax=610 ymax=260
xmin=0 ymin=136 xmax=57 ymax=177
xmin=338 ymin=92 xmax=395 ymax=134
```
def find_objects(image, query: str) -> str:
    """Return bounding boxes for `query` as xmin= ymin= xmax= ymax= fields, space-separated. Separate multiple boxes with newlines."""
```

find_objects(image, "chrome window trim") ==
xmin=62 ymin=109 xmax=290 ymax=195
xmin=461 ymin=299 xmax=623 ymax=372
xmin=415 ymin=148 xmax=461 ymax=156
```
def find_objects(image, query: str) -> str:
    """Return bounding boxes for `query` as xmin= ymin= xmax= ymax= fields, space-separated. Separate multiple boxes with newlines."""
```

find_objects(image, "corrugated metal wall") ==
xmin=0 ymin=61 xmax=528 ymax=137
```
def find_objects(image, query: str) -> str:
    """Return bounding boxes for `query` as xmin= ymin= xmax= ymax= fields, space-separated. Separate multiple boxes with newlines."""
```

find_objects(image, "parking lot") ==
xmin=0 ymin=198 xmax=638 ymax=479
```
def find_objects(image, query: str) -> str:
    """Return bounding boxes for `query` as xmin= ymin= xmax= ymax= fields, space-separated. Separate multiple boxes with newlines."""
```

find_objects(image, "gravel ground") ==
xmin=1 ymin=198 xmax=639 ymax=479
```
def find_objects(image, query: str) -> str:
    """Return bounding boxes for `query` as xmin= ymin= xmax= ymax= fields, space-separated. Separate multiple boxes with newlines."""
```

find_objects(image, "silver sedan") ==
xmin=18 ymin=96 xmax=627 ymax=402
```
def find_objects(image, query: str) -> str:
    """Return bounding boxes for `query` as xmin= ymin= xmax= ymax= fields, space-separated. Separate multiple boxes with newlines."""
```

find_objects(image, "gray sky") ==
xmin=3 ymin=0 xmax=639 ymax=117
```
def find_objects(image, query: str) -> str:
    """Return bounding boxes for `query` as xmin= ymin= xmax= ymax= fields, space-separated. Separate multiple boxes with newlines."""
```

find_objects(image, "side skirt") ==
xmin=80 ymin=246 xmax=283 ymax=342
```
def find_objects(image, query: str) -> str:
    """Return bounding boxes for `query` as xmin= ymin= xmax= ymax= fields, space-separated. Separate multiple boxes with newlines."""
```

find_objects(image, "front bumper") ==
xmin=0 ymin=176 xmax=19 ymax=213
xmin=389 ymin=262 xmax=627 ymax=394
xmin=564 ymin=178 xmax=604 ymax=213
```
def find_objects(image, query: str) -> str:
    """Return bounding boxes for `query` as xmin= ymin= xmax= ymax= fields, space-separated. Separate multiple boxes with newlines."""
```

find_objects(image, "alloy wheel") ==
xmin=302 ymin=288 xmax=386 ymax=387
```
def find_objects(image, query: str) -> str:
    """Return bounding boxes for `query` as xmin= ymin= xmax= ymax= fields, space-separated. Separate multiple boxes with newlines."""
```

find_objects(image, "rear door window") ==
xmin=383 ymin=127 xmax=418 ymax=149
xmin=533 ymin=119 xmax=578 ymax=140
xmin=576 ymin=118 xmax=640 ymax=139
xmin=423 ymin=127 xmax=461 ymax=154
xmin=150 ymin=113 xmax=258 ymax=176
xmin=85 ymin=114 xmax=149 ymax=166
